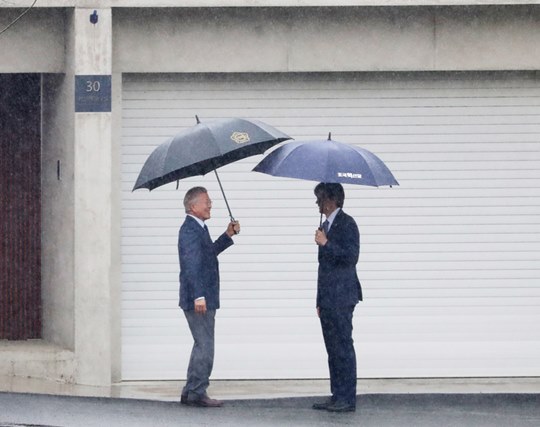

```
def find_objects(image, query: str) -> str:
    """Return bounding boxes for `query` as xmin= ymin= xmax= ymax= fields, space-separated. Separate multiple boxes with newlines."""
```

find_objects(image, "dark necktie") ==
xmin=322 ymin=220 xmax=329 ymax=234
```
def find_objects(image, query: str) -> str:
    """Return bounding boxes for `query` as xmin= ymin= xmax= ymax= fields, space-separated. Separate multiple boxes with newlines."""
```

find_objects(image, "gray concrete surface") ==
xmin=1 ymin=392 xmax=540 ymax=427
xmin=3 ymin=377 xmax=540 ymax=401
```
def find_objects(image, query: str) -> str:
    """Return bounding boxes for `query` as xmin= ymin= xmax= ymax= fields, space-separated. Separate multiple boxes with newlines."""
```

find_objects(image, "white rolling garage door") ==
xmin=121 ymin=73 xmax=540 ymax=380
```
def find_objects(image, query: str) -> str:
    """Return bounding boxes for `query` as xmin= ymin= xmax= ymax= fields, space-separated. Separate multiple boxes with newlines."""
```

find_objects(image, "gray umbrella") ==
xmin=133 ymin=116 xmax=291 ymax=220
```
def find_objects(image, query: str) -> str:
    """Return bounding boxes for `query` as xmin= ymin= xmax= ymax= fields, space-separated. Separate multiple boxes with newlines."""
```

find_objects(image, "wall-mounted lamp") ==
xmin=90 ymin=10 xmax=98 ymax=25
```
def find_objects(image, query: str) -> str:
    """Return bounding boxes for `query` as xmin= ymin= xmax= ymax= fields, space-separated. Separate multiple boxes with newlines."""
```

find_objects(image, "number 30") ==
xmin=86 ymin=81 xmax=101 ymax=92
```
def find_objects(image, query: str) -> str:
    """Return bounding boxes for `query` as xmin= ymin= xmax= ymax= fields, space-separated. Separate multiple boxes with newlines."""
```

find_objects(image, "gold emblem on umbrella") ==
xmin=231 ymin=132 xmax=250 ymax=144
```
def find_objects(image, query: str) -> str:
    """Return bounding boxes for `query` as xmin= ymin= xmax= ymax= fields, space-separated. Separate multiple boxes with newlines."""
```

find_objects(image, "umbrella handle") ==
xmin=213 ymin=169 xmax=237 ymax=224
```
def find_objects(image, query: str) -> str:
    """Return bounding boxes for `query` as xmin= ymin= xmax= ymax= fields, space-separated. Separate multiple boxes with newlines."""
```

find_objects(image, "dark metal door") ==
xmin=0 ymin=74 xmax=42 ymax=340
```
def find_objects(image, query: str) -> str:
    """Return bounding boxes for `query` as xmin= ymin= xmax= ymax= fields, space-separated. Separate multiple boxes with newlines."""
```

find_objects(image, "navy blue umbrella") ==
xmin=133 ymin=116 xmax=291 ymax=220
xmin=253 ymin=134 xmax=398 ymax=228
xmin=252 ymin=134 xmax=398 ymax=187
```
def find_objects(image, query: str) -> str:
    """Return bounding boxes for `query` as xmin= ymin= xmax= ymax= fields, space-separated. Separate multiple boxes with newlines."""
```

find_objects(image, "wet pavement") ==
xmin=1 ymin=391 xmax=540 ymax=427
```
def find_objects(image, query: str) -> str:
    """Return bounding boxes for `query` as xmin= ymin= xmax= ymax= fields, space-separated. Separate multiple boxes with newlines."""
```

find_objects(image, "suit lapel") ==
xmin=327 ymin=210 xmax=344 ymax=236
xmin=186 ymin=216 xmax=210 ymax=241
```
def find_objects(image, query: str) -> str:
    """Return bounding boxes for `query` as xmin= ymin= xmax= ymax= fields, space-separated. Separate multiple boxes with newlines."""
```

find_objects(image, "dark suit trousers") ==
xmin=182 ymin=309 xmax=216 ymax=400
xmin=319 ymin=306 xmax=357 ymax=406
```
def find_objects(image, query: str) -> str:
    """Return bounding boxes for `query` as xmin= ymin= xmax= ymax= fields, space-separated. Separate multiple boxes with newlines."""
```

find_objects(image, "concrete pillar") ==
xmin=72 ymin=7 xmax=113 ymax=386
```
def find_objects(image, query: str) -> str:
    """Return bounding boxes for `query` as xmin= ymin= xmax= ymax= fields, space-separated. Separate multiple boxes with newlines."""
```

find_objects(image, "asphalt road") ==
xmin=1 ymin=392 xmax=540 ymax=427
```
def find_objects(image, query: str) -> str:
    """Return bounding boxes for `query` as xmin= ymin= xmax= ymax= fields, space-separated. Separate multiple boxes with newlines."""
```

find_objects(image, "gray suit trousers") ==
xmin=182 ymin=309 xmax=216 ymax=401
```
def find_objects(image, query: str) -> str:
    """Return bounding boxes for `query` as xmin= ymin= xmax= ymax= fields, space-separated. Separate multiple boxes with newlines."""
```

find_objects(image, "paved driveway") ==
xmin=1 ymin=392 xmax=540 ymax=427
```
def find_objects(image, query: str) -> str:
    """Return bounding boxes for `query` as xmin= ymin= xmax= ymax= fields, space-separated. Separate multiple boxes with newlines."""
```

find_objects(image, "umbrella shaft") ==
xmin=214 ymin=169 xmax=235 ymax=222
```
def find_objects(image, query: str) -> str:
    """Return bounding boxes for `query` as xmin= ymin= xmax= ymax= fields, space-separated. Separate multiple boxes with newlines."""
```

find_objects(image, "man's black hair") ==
xmin=314 ymin=182 xmax=345 ymax=208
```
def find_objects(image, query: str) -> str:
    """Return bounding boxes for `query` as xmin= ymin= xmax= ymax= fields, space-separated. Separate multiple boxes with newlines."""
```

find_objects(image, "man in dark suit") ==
xmin=178 ymin=186 xmax=239 ymax=408
xmin=312 ymin=182 xmax=362 ymax=413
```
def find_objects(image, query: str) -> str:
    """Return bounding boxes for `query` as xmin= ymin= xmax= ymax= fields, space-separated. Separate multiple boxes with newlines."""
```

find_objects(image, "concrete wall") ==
xmin=1 ymin=8 xmax=76 ymax=384
xmin=4 ymin=5 xmax=537 ymax=75
xmin=40 ymin=7 xmax=76 ymax=353
xmin=71 ymin=7 xmax=115 ymax=386
xmin=41 ymin=72 xmax=76 ymax=351
xmin=0 ymin=8 xmax=65 ymax=73
xmin=110 ymin=71 xmax=123 ymax=383
xmin=113 ymin=6 xmax=540 ymax=73
xmin=2 ymin=7 xmax=116 ymax=387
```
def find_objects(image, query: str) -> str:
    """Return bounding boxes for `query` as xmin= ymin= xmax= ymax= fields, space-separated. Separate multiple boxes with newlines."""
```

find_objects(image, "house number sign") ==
xmin=75 ymin=75 xmax=111 ymax=112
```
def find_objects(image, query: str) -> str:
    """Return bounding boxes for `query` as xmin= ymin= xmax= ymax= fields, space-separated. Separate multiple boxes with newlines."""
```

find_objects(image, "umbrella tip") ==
xmin=327 ymin=132 xmax=332 ymax=141
xmin=195 ymin=115 xmax=200 ymax=124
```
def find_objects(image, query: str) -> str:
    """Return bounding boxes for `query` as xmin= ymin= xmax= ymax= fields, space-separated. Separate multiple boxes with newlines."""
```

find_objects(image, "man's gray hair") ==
xmin=183 ymin=186 xmax=208 ymax=213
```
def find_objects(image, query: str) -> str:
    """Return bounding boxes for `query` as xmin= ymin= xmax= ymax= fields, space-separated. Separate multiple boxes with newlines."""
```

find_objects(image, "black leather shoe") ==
xmin=326 ymin=401 xmax=356 ymax=412
xmin=312 ymin=397 xmax=334 ymax=411
xmin=180 ymin=394 xmax=188 ymax=404
xmin=312 ymin=399 xmax=333 ymax=410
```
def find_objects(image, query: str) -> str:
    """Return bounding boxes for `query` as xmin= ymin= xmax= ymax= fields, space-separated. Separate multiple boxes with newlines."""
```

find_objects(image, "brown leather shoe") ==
xmin=188 ymin=395 xmax=223 ymax=408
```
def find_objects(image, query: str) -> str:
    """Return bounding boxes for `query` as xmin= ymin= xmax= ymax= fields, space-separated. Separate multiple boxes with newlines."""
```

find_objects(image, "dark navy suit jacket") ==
xmin=317 ymin=209 xmax=362 ymax=308
xmin=178 ymin=215 xmax=233 ymax=311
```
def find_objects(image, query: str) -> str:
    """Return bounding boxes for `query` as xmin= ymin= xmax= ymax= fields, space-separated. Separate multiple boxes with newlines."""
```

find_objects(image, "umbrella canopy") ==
xmin=252 ymin=134 xmax=399 ymax=187
xmin=133 ymin=116 xmax=291 ymax=220
xmin=134 ymin=116 xmax=291 ymax=191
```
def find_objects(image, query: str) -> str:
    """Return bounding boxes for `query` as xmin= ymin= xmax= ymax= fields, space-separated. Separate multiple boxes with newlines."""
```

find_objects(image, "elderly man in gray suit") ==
xmin=178 ymin=186 xmax=239 ymax=407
